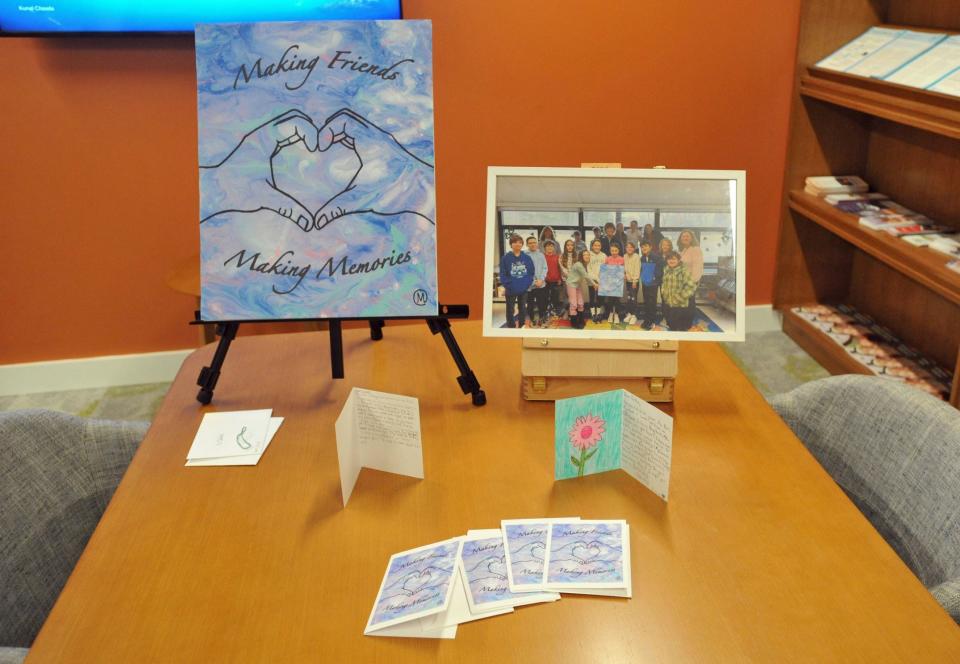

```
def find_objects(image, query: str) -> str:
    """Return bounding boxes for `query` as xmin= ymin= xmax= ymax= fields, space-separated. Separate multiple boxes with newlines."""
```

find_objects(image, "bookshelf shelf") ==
xmin=800 ymin=67 xmax=960 ymax=139
xmin=782 ymin=308 xmax=874 ymax=377
xmin=788 ymin=191 xmax=960 ymax=306
xmin=774 ymin=0 xmax=960 ymax=408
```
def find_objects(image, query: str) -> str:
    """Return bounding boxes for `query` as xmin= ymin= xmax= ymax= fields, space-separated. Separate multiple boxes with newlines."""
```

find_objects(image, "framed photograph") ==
xmin=483 ymin=167 xmax=745 ymax=341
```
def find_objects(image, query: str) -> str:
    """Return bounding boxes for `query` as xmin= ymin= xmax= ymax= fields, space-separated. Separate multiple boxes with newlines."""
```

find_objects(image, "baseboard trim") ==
xmin=745 ymin=304 xmax=782 ymax=333
xmin=0 ymin=349 xmax=195 ymax=397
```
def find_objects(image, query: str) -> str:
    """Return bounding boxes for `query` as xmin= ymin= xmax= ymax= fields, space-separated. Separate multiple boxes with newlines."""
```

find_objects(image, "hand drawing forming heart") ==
xmin=530 ymin=542 xmax=546 ymax=561
xmin=571 ymin=542 xmax=603 ymax=563
xmin=270 ymin=138 xmax=360 ymax=223
xmin=401 ymin=569 xmax=436 ymax=595
xmin=487 ymin=558 xmax=507 ymax=580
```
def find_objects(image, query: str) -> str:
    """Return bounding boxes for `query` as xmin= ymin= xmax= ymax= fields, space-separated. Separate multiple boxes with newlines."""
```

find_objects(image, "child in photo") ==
xmin=603 ymin=242 xmax=625 ymax=325
xmin=660 ymin=250 xmax=697 ymax=331
xmin=543 ymin=240 xmax=563 ymax=322
xmin=600 ymin=222 xmax=618 ymax=256
xmin=572 ymin=231 xmax=587 ymax=253
xmin=615 ymin=221 xmax=627 ymax=250
xmin=525 ymin=236 xmax=548 ymax=328
xmin=539 ymin=226 xmax=556 ymax=248
xmin=658 ymin=236 xmax=674 ymax=258
xmin=560 ymin=239 xmax=578 ymax=321
xmin=587 ymin=238 xmax=606 ymax=323
xmin=499 ymin=234 xmax=534 ymax=328
xmin=591 ymin=226 xmax=603 ymax=246
xmin=623 ymin=240 xmax=640 ymax=325
xmin=639 ymin=240 xmax=663 ymax=329
xmin=625 ymin=220 xmax=642 ymax=249
xmin=643 ymin=224 xmax=663 ymax=251
xmin=564 ymin=249 xmax=592 ymax=329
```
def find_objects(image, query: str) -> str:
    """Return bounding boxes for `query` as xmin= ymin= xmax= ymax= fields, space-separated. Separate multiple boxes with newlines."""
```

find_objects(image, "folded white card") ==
xmin=186 ymin=409 xmax=273 ymax=461
xmin=186 ymin=417 xmax=283 ymax=467
xmin=336 ymin=388 xmax=424 ymax=506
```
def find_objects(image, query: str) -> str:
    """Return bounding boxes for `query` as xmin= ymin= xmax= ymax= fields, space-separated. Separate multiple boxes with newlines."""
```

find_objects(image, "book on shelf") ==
xmin=884 ymin=221 xmax=954 ymax=237
xmin=857 ymin=214 xmax=927 ymax=231
xmin=824 ymin=192 xmax=888 ymax=206
xmin=804 ymin=175 xmax=868 ymax=196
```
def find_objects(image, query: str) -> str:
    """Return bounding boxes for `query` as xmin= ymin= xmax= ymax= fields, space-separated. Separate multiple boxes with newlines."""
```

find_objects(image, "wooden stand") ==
xmin=521 ymin=338 xmax=678 ymax=401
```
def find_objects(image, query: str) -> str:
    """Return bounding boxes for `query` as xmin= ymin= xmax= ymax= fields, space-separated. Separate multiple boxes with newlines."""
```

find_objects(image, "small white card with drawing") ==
xmin=186 ymin=417 xmax=283 ymax=467
xmin=185 ymin=409 xmax=276 ymax=464
xmin=336 ymin=388 xmax=424 ymax=506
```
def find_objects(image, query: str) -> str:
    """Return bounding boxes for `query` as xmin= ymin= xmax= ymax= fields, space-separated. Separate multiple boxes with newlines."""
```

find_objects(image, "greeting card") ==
xmin=459 ymin=529 xmax=559 ymax=612
xmin=365 ymin=538 xmax=462 ymax=638
xmin=185 ymin=409 xmax=274 ymax=461
xmin=335 ymin=387 xmax=423 ymax=506
xmin=555 ymin=389 xmax=673 ymax=500
xmin=196 ymin=20 xmax=439 ymax=320
xmin=544 ymin=519 xmax=632 ymax=597
xmin=500 ymin=518 xmax=578 ymax=592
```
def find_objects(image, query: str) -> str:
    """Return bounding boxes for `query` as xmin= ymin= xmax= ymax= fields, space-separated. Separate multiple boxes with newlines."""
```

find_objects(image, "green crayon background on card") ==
xmin=554 ymin=390 xmax=624 ymax=479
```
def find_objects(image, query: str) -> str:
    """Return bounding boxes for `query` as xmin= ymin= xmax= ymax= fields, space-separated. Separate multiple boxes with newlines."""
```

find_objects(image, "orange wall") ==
xmin=0 ymin=1 xmax=801 ymax=364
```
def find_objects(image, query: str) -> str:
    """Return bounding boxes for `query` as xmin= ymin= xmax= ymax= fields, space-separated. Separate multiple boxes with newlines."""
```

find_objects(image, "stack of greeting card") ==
xmin=364 ymin=517 xmax=630 ymax=639
xmin=184 ymin=409 xmax=283 ymax=466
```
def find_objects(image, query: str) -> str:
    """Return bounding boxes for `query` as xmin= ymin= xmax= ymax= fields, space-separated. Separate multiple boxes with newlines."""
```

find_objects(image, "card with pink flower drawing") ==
xmin=555 ymin=389 xmax=673 ymax=500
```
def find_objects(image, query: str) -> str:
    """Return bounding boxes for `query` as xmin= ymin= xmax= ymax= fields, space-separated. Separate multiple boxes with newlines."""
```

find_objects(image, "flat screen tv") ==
xmin=0 ymin=1 xmax=402 ymax=34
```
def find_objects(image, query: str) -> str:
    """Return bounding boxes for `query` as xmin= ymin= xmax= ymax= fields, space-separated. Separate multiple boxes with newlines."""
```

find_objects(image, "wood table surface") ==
xmin=27 ymin=322 xmax=960 ymax=663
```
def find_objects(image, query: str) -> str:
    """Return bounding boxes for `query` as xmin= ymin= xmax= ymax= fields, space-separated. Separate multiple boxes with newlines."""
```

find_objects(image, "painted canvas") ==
xmin=196 ymin=20 xmax=438 ymax=320
xmin=598 ymin=264 xmax=624 ymax=298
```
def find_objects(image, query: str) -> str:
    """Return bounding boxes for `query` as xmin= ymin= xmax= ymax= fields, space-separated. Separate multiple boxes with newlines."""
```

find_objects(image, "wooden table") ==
xmin=27 ymin=322 xmax=960 ymax=662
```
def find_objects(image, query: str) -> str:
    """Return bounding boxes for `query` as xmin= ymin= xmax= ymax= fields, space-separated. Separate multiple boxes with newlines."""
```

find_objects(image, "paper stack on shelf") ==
xmin=804 ymin=175 xmax=868 ymax=196
xmin=791 ymin=304 xmax=953 ymax=401
xmin=815 ymin=27 xmax=960 ymax=98
xmin=365 ymin=517 xmax=630 ymax=639
xmin=930 ymin=237 xmax=960 ymax=258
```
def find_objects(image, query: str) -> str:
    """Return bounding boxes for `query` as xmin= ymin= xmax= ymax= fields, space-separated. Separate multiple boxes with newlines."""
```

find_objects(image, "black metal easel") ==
xmin=191 ymin=304 xmax=486 ymax=407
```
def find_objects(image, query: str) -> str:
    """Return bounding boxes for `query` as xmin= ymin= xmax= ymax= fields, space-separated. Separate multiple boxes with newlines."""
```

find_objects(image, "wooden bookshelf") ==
xmin=774 ymin=0 xmax=960 ymax=408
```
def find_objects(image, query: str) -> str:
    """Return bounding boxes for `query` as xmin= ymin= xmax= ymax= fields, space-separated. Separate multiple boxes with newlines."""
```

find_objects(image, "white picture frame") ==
xmin=482 ymin=166 xmax=746 ymax=342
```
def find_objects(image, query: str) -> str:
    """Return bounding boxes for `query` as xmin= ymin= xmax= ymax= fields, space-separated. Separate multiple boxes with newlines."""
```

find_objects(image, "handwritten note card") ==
xmin=336 ymin=388 xmax=424 ymax=506
xmin=555 ymin=389 xmax=673 ymax=500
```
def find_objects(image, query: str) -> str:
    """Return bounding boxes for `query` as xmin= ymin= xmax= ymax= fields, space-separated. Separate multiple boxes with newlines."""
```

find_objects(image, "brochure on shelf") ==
xmin=335 ymin=388 xmax=424 ymax=506
xmin=928 ymin=68 xmax=960 ymax=97
xmin=845 ymin=30 xmax=946 ymax=79
xmin=885 ymin=35 xmax=960 ymax=89
xmin=815 ymin=27 xmax=902 ymax=72
xmin=543 ymin=519 xmax=632 ymax=598
xmin=554 ymin=389 xmax=673 ymax=500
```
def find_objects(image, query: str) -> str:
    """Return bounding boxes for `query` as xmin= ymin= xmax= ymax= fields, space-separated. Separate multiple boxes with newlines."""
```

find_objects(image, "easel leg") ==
xmin=369 ymin=319 xmax=385 ymax=341
xmin=196 ymin=322 xmax=240 ymax=404
xmin=330 ymin=319 xmax=344 ymax=379
xmin=426 ymin=318 xmax=486 ymax=406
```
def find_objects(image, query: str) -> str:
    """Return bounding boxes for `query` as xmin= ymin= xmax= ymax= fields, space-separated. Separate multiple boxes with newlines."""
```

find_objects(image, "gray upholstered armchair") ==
xmin=770 ymin=375 xmax=960 ymax=624
xmin=0 ymin=410 xmax=149 ymax=661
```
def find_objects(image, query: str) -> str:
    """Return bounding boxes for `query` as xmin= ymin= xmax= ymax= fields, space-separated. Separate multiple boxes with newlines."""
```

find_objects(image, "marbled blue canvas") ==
xmin=598 ymin=264 xmax=624 ymax=298
xmin=196 ymin=20 xmax=438 ymax=320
